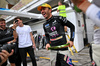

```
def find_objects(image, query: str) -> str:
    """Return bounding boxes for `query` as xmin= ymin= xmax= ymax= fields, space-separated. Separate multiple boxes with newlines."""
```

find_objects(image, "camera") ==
xmin=0 ymin=43 xmax=16 ymax=63
xmin=15 ymin=20 xmax=18 ymax=23
xmin=0 ymin=36 xmax=15 ymax=53
xmin=0 ymin=43 xmax=16 ymax=53
xmin=0 ymin=36 xmax=16 ymax=63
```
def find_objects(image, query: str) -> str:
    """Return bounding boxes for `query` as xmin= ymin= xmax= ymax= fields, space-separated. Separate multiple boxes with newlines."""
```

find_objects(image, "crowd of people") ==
xmin=0 ymin=0 xmax=100 ymax=66
xmin=0 ymin=17 xmax=37 ymax=66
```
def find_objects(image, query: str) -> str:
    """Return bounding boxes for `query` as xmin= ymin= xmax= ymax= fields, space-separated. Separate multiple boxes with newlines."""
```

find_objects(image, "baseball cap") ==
xmin=37 ymin=3 xmax=52 ymax=11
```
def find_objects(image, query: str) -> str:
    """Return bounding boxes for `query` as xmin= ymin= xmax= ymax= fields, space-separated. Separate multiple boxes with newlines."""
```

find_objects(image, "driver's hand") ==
xmin=46 ymin=44 xmax=50 ymax=50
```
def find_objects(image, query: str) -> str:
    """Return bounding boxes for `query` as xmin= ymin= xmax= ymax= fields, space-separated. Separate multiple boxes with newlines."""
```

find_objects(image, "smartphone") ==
xmin=15 ymin=20 xmax=18 ymax=23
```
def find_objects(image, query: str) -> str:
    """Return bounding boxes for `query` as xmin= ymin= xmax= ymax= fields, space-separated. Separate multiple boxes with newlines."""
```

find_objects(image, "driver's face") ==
xmin=41 ymin=7 xmax=51 ymax=20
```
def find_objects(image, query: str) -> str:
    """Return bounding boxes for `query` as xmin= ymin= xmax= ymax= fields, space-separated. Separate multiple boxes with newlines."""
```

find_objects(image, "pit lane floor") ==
xmin=7 ymin=46 xmax=92 ymax=66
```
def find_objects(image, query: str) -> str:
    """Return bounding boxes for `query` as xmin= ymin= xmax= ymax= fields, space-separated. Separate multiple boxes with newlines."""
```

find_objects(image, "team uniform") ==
xmin=0 ymin=28 xmax=16 ymax=66
xmin=43 ymin=16 xmax=75 ymax=66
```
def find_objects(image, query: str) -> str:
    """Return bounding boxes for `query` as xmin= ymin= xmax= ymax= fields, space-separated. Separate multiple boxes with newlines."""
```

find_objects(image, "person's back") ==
xmin=57 ymin=1 xmax=67 ymax=17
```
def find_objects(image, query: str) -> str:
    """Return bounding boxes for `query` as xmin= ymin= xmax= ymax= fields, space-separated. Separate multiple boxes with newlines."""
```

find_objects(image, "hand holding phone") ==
xmin=15 ymin=20 xmax=18 ymax=23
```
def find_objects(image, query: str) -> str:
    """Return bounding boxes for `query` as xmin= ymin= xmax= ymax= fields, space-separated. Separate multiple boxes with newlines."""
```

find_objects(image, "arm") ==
xmin=59 ymin=17 xmax=75 ymax=41
xmin=86 ymin=4 xmax=100 ymax=27
xmin=71 ymin=0 xmax=100 ymax=27
xmin=7 ymin=30 xmax=17 ymax=44
xmin=43 ymin=25 xmax=50 ymax=50
xmin=66 ymin=20 xmax=75 ymax=47
xmin=71 ymin=0 xmax=91 ymax=13
xmin=43 ymin=25 xmax=50 ymax=44
xmin=30 ymin=32 xmax=36 ymax=49
xmin=66 ymin=20 xmax=75 ymax=41
xmin=7 ymin=24 xmax=18 ymax=44
xmin=57 ymin=6 xmax=59 ymax=12
xmin=0 ymin=50 xmax=14 ymax=65
xmin=57 ymin=10 xmax=59 ymax=12
xmin=59 ymin=16 xmax=75 ymax=47
xmin=13 ymin=30 xmax=18 ymax=42
xmin=45 ymin=34 xmax=50 ymax=50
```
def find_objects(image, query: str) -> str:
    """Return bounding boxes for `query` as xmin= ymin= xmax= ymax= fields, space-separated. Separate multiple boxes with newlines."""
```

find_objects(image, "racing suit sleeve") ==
xmin=43 ymin=24 xmax=50 ymax=44
xmin=86 ymin=4 xmax=100 ymax=27
xmin=59 ymin=16 xmax=75 ymax=41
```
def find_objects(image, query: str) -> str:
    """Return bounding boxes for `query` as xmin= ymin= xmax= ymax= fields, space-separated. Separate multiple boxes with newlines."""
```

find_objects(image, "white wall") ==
xmin=67 ymin=11 xmax=84 ymax=52
xmin=29 ymin=21 xmax=45 ymax=35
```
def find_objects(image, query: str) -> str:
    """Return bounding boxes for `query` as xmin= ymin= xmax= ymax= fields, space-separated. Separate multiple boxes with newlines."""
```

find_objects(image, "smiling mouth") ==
xmin=42 ymin=13 xmax=46 ymax=17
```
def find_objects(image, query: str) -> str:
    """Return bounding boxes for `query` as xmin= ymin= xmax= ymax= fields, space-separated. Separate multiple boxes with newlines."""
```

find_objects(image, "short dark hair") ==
xmin=48 ymin=7 xmax=52 ymax=13
xmin=58 ymin=1 xmax=64 ymax=4
xmin=14 ymin=17 xmax=22 ymax=21
xmin=0 ymin=18 xmax=5 ymax=22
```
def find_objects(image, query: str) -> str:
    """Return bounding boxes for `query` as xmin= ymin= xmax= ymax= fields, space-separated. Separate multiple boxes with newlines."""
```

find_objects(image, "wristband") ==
xmin=77 ymin=0 xmax=85 ymax=8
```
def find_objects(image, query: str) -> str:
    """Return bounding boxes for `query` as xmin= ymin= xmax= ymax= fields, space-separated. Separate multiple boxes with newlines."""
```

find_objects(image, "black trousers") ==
xmin=89 ymin=45 xmax=93 ymax=62
xmin=56 ymin=52 xmax=74 ymax=66
xmin=15 ymin=49 xmax=22 ymax=66
xmin=19 ymin=46 xmax=37 ymax=66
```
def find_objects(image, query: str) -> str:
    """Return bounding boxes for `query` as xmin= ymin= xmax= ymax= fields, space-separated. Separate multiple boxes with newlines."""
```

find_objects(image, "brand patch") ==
xmin=97 ymin=11 xmax=100 ymax=19
xmin=45 ymin=24 xmax=50 ymax=28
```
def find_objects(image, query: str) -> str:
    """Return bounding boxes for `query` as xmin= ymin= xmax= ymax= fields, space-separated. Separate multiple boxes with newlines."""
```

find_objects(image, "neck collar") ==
xmin=46 ymin=16 xmax=53 ymax=22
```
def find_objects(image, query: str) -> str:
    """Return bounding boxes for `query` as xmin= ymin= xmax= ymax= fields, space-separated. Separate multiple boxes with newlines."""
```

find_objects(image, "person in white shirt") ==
xmin=10 ymin=17 xmax=37 ymax=66
xmin=71 ymin=0 xmax=100 ymax=65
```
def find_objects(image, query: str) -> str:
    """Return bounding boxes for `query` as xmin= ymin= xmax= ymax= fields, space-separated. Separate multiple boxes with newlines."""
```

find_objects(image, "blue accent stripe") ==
xmin=45 ymin=24 xmax=49 ymax=27
xmin=72 ymin=32 xmax=75 ymax=38
xmin=97 ymin=11 xmax=100 ymax=19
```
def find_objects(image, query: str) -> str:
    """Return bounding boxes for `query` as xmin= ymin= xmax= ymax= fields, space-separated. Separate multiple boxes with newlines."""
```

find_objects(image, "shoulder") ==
xmin=24 ymin=25 xmax=28 ymax=27
xmin=53 ymin=16 xmax=62 ymax=19
xmin=16 ymin=26 xmax=19 ymax=29
xmin=24 ymin=25 xmax=30 ymax=28
xmin=53 ymin=16 xmax=64 ymax=20
xmin=62 ymin=5 xmax=66 ymax=7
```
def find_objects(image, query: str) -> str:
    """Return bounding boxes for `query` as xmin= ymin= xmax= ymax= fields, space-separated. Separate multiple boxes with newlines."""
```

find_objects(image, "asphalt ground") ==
xmin=7 ymin=46 xmax=92 ymax=66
